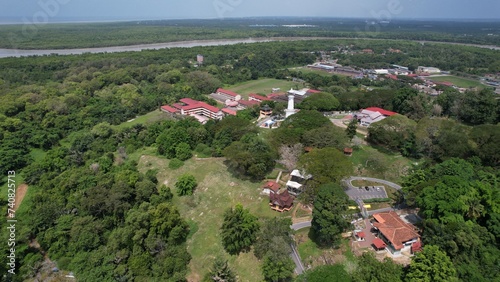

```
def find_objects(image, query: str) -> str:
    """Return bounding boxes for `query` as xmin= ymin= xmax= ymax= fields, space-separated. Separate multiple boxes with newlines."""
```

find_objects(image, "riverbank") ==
xmin=1 ymin=37 xmax=498 ymax=58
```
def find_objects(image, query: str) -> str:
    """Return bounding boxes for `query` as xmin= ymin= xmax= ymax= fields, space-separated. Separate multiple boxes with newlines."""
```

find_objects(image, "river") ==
xmin=0 ymin=37 xmax=498 ymax=58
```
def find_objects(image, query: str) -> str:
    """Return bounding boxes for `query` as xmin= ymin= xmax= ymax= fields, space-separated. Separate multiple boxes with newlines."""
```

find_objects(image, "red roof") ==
xmin=364 ymin=107 xmax=397 ymax=116
xmin=372 ymin=211 xmax=420 ymax=250
xmin=161 ymin=105 xmax=179 ymax=113
xmin=412 ymin=241 xmax=422 ymax=253
xmin=373 ymin=238 xmax=387 ymax=249
xmin=249 ymin=93 xmax=271 ymax=101
xmin=268 ymin=93 xmax=286 ymax=99
xmin=221 ymin=108 xmax=237 ymax=116
xmin=177 ymin=98 xmax=220 ymax=113
xmin=239 ymin=100 xmax=260 ymax=107
xmin=179 ymin=98 xmax=199 ymax=105
xmin=263 ymin=181 xmax=281 ymax=192
xmin=386 ymin=74 xmax=398 ymax=80
xmin=356 ymin=232 xmax=366 ymax=238
xmin=307 ymin=89 xmax=321 ymax=94
xmin=270 ymin=190 xmax=294 ymax=208
xmin=216 ymin=88 xmax=238 ymax=97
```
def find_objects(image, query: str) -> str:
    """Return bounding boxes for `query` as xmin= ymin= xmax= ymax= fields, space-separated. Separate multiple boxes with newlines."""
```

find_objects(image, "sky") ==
xmin=1 ymin=0 xmax=499 ymax=23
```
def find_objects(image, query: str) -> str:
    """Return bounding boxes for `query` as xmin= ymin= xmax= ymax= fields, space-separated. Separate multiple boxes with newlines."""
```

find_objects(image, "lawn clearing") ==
xmin=137 ymin=155 xmax=288 ymax=282
xmin=113 ymin=109 xmax=172 ymax=130
xmin=226 ymin=78 xmax=304 ymax=98
xmin=349 ymin=145 xmax=412 ymax=183
xmin=429 ymin=75 xmax=484 ymax=88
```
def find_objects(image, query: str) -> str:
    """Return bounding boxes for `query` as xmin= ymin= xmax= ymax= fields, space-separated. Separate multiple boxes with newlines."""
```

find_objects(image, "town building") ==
xmin=417 ymin=66 xmax=441 ymax=74
xmin=163 ymin=98 xmax=224 ymax=124
xmin=286 ymin=169 xmax=312 ymax=196
xmin=357 ymin=107 xmax=397 ymax=127
xmin=371 ymin=211 xmax=421 ymax=256
xmin=249 ymin=93 xmax=271 ymax=103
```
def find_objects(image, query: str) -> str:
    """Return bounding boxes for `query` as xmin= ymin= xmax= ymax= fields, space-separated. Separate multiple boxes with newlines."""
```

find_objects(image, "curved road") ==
xmin=344 ymin=176 xmax=402 ymax=190
xmin=289 ymin=176 xmax=401 ymax=274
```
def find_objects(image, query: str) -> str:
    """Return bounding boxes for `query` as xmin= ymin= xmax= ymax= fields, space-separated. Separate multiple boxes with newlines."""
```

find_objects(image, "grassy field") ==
xmin=226 ymin=78 xmax=304 ymax=98
xmin=349 ymin=145 xmax=413 ymax=183
xmin=429 ymin=75 xmax=484 ymax=88
xmin=136 ymin=153 xmax=288 ymax=282
xmin=289 ymin=67 xmax=336 ymax=77
xmin=112 ymin=109 xmax=172 ymax=130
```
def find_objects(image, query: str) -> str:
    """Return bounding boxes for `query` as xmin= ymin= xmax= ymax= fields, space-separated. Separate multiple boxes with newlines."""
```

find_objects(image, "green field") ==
xmin=290 ymin=67 xmax=336 ymax=77
xmin=136 ymin=154 xmax=287 ymax=282
xmin=226 ymin=78 xmax=304 ymax=98
xmin=349 ymin=145 xmax=413 ymax=183
xmin=112 ymin=109 xmax=172 ymax=130
xmin=429 ymin=75 xmax=484 ymax=88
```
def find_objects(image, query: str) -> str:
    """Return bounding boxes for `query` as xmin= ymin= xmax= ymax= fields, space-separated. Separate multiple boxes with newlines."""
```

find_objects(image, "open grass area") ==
xmin=429 ymin=75 xmax=484 ymax=88
xmin=289 ymin=67 xmax=336 ymax=77
xmin=349 ymin=145 xmax=412 ymax=183
xmin=136 ymin=154 xmax=288 ymax=282
xmin=112 ymin=109 xmax=172 ymax=130
xmin=226 ymin=78 xmax=304 ymax=98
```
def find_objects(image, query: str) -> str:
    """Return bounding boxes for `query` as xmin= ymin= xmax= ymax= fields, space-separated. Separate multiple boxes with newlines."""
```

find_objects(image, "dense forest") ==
xmin=0 ymin=37 xmax=498 ymax=281
xmin=1 ymin=18 xmax=499 ymax=49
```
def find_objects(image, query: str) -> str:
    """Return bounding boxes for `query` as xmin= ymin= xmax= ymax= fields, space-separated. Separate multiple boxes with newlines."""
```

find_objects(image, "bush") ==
xmin=169 ymin=158 xmax=184 ymax=170
xmin=175 ymin=174 xmax=197 ymax=196
xmin=363 ymin=198 xmax=391 ymax=203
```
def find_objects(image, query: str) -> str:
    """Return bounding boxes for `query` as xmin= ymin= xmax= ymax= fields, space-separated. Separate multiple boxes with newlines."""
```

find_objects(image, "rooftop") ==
xmin=373 ymin=211 xmax=420 ymax=250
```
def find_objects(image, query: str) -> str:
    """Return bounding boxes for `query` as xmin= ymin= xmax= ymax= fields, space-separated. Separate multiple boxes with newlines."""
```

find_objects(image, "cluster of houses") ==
xmin=161 ymin=87 xmax=321 ymax=124
xmin=262 ymin=169 xmax=311 ymax=212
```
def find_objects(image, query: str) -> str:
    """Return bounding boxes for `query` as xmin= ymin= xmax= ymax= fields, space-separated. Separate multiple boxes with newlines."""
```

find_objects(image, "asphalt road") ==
xmin=288 ymin=177 xmax=401 ymax=275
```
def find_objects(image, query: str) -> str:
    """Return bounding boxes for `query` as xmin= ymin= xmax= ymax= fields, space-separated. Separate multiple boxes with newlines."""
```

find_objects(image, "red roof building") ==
xmin=386 ymin=74 xmax=398 ymax=80
xmin=161 ymin=105 xmax=179 ymax=113
xmin=262 ymin=181 xmax=281 ymax=193
xmin=163 ymin=98 xmax=223 ymax=121
xmin=411 ymin=241 xmax=423 ymax=254
xmin=221 ymin=108 xmax=237 ymax=116
xmin=373 ymin=238 xmax=387 ymax=250
xmin=216 ymin=88 xmax=239 ymax=99
xmin=249 ymin=93 xmax=271 ymax=102
xmin=306 ymin=89 xmax=321 ymax=94
xmin=372 ymin=211 xmax=420 ymax=254
xmin=364 ymin=107 xmax=397 ymax=116
xmin=239 ymin=100 xmax=260 ymax=108
xmin=269 ymin=190 xmax=294 ymax=212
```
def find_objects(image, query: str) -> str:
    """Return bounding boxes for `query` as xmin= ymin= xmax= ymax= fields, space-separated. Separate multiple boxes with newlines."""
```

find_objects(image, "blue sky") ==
xmin=1 ymin=0 xmax=499 ymax=22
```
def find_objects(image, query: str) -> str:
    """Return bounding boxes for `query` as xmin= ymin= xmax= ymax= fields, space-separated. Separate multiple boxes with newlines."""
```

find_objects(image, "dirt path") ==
xmin=14 ymin=183 xmax=28 ymax=211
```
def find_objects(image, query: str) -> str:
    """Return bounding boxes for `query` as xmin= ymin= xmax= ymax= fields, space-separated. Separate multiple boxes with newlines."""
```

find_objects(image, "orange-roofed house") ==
xmin=372 ymin=211 xmax=420 ymax=255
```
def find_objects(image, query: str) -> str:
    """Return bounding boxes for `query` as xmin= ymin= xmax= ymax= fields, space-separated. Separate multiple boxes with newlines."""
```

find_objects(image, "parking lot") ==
xmin=345 ymin=185 xmax=388 ymax=200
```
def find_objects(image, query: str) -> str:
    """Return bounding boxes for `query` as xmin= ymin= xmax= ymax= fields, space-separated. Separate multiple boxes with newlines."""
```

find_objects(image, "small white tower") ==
xmin=285 ymin=94 xmax=296 ymax=118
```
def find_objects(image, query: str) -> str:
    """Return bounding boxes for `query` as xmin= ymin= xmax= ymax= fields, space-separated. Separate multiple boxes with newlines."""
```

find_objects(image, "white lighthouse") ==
xmin=285 ymin=94 xmax=296 ymax=118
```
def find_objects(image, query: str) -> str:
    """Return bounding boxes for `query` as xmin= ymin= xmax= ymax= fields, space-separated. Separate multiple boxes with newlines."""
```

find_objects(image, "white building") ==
xmin=417 ymin=66 xmax=441 ymax=74
xmin=286 ymin=169 xmax=312 ymax=196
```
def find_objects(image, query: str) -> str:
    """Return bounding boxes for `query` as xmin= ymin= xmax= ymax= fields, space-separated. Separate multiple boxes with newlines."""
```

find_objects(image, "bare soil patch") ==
xmin=14 ymin=183 xmax=28 ymax=211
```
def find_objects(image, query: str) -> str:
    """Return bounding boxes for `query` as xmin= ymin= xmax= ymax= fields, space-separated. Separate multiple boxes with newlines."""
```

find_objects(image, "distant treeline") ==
xmin=1 ymin=18 xmax=499 ymax=49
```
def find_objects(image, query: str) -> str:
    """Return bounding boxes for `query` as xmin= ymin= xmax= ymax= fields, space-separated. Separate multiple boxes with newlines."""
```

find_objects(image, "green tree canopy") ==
xmin=221 ymin=204 xmax=260 ymax=255
xmin=175 ymin=174 xmax=197 ymax=196
xmin=298 ymin=147 xmax=353 ymax=202
xmin=311 ymin=183 xmax=350 ymax=247
xmin=298 ymin=92 xmax=340 ymax=111
xmin=406 ymin=245 xmax=458 ymax=282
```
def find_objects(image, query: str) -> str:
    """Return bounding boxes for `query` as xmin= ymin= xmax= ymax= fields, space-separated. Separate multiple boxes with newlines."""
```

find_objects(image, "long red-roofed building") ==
xmin=249 ymin=93 xmax=271 ymax=102
xmin=364 ymin=107 xmax=397 ymax=117
xmin=216 ymin=88 xmax=239 ymax=99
